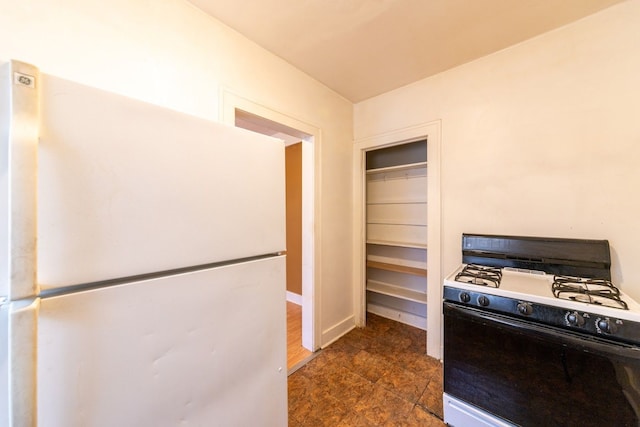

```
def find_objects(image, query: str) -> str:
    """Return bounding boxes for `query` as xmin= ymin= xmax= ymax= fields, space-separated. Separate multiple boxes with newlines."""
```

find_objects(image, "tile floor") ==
xmin=288 ymin=314 xmax=445 ymax=426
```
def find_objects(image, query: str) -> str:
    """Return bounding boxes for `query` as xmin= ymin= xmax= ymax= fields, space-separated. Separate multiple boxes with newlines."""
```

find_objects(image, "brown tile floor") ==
xmin=288 ymin=314 xmax=445 ymax=426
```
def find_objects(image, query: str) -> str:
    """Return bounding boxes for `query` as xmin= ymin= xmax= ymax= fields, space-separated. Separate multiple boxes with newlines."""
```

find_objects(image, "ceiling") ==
xmin=187 ymin=0 xmax=626 ymax=102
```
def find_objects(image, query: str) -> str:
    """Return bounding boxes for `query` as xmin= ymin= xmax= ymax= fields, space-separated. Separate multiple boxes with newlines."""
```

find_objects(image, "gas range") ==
xmin=443 ymin=234 xmax=640 ymax=427
xmin=444 ymin=264 xmax=640 ymax=344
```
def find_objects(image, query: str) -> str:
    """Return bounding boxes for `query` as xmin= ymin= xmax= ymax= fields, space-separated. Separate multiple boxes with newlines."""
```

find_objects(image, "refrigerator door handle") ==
xmin=8 ymin=298 xmax=39 ymax=427
xmin=2 ymin=59 xmax=40 ymax=300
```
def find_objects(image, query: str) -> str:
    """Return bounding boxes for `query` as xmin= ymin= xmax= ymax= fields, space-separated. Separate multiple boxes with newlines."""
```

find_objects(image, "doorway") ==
xmin=353 ymin=120 xmax=442 ymax=359
xmin=220 ymin=91 xmax=319 ymax=356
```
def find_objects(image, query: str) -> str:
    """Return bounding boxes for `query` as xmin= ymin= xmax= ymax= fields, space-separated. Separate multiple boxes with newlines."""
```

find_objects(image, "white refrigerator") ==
xmin=0 ymin=60 xmax=288 ymax=427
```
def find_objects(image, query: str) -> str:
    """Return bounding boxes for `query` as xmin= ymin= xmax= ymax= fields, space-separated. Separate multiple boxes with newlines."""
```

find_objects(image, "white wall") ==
xmin=355 ymin=0 xmax=640 ymax=300
xmin=0 ymin=0 xmax=354 ymax=346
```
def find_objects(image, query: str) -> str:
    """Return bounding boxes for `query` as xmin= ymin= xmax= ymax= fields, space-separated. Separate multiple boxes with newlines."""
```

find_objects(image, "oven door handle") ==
xmin=444 ymin=302 xmax=640 ymax=359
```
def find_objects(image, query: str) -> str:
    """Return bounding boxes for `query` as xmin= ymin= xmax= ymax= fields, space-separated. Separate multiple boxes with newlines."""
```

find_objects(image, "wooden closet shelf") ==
xmin=366 ymin=240 xmax=427 ymax=249
xmin=366 ymin=161 xmax=427 ymax=175
xmin=366 ymin=260 xmax=427 ymax=277
xmin=366 ymin=280 xmax=427 ymax=304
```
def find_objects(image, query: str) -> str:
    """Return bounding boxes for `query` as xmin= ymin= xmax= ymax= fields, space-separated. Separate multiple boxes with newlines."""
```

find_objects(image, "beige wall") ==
xmin=0 ymin=0 xmax=354 ymax=346
xmin=355 ymin=0 xmax=640 ymax=300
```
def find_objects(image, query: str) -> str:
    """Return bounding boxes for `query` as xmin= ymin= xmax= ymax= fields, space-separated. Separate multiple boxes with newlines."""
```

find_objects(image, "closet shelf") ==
xmin=366 ymin=254 xmax=426 ymax=271
xmin=366 ymin=279 xmax=427 ymax=304
xmin=367 ymin=202 xmax=427 ymax=208
xmin=367 ymin=199 xmax=427 ymax=206
xmin=366 ymin=260 xmax=427 ymax=277
xmin=367 ymin=220 xmax=427 ymax=226
xmin=366 ymin=161 xmax=427 ymax=175
xmin=366 ymin=240 xmax=427 ymax=250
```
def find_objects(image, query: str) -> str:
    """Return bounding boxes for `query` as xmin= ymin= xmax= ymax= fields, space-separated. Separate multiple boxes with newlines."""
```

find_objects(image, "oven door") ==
xmin=444 ymin=301 xmax=640 ymax=427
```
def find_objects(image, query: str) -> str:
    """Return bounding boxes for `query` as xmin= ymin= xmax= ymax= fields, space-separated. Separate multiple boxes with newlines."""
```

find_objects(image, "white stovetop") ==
xmin=445 ymin=265 xmax=640 ymax=322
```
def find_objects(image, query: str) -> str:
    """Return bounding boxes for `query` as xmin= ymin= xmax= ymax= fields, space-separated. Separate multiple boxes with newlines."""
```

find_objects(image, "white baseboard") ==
xmin=286 ymin=291 xmax=302 ymax=305
xmin=367 ymin=303 xmax=427 ymax=330
xmin=321 ymin=315 xmax=356 ymax=348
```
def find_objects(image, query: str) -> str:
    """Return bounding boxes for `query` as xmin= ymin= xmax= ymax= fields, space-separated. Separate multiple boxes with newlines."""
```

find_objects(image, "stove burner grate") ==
xmin=552 ymin=275 xmax=628 ymax=310
xmin=455 ymin=264 xmax=502 ymax=288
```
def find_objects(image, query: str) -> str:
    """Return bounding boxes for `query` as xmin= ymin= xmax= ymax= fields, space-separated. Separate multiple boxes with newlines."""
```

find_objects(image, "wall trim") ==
xmin=220 ymin=88 xmax=322 ymax=351
xmin=286 ymin=291 xmax=303 ymax=306
xmin=321 ymin=315 xmax=356 ymax=348
xmin=367 ymin=303 xmax=428 ymax=330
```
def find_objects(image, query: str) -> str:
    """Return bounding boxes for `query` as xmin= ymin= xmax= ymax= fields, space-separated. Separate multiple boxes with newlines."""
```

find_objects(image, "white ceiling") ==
xmin=187 ymin=0 xmax=625 ymax=102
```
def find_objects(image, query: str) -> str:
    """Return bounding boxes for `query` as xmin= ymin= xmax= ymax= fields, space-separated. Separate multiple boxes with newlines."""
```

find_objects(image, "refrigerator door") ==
xmin=37 ymin=74 xmax=285 ymax=290
xmin=1 ymin=298 xmax=39 ymax=427
xmin=35 ymin=256 xmax=286 ymax=427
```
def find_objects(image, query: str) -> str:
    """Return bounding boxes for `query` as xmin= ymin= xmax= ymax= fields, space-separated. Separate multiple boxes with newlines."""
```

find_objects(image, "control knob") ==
xmin=566 ymin=311 xmax=585 ymax=327
xmin=517 ymin=302 xmax=533 ymax=316
xmin=460 ymin=292 xmax=471 ymax=303
xmin=478 ymin=295 xmax=490 ymax=307
xmin=596 ymin=317 xmax=617 ymax=334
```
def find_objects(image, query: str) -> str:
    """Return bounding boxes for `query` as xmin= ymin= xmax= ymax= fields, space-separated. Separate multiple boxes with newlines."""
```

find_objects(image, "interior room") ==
xmin=2 ymin=0 xmax=639 ymax=425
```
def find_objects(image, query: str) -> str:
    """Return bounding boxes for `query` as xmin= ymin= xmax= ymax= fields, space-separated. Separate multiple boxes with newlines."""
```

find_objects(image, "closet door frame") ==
xmin=353 ymin=121 xmax=442 ymax=359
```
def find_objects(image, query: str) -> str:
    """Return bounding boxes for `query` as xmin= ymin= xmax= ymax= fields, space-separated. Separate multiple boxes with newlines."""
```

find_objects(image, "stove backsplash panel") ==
xmin=461 ymin=234 xmax=611 ymax=279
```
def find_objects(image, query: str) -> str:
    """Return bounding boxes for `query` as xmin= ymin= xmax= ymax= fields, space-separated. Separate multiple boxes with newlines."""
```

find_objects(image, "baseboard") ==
xmin=321 ymin=314 xmax=356 ymax=348
xmin=367 ymin=303 xmax=427 ymax=330
xmin=286 ymin=291 xmax=302 ymax=306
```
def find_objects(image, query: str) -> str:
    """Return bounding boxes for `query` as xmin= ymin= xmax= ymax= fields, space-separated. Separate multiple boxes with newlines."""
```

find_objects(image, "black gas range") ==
xmin=443 ymin=234 xmax=640 ymax=427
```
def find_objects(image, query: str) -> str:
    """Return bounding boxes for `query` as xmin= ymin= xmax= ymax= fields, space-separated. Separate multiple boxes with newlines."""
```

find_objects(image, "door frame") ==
xmin=221 ymin=89 xmax=321 ymax=351
xmin=353 ymin=120 xmax=442 ymax=359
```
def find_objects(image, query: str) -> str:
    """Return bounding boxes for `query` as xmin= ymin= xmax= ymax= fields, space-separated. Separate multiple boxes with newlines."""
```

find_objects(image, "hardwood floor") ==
xmin=287 ymin=301 xmax=313 ymax=370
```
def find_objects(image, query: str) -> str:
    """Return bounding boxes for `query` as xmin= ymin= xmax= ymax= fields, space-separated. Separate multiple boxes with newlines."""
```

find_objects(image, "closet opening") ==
xmin=353 ymin=120 xmax=441 ymax=359
xmin=365 ymin=140 xmax=428 ymax=330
